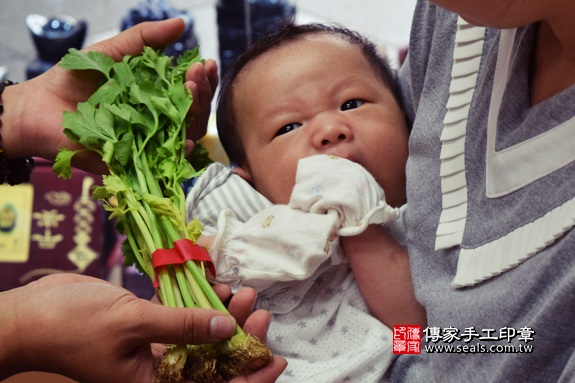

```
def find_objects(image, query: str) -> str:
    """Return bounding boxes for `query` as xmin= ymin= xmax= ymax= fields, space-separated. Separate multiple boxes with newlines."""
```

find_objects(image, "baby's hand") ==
xmin=289 ymin=155 xmax=398 ymax=236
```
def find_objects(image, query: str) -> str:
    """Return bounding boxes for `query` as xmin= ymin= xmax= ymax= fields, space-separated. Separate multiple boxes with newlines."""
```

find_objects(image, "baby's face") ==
xmin=233 ymin=34 xmax=408 ymax=206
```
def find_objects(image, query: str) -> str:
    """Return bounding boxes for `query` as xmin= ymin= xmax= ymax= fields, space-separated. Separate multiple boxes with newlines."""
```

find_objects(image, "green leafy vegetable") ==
xmin=54 ymin=47 xmax=271 ymax=383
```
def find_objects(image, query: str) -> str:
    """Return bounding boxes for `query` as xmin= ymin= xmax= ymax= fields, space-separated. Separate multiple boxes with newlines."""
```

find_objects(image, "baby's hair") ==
xmin=217 ymin=22 xmax=399 ymax=167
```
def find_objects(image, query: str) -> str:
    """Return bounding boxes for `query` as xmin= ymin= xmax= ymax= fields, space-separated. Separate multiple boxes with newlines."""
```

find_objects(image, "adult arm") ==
xmin=0 ymin=274 xmax=285 ymax=383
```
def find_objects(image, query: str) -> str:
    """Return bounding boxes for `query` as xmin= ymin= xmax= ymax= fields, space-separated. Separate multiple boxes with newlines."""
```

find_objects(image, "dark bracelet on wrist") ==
xmin=0 ymin=80 xmax=35 ymax=185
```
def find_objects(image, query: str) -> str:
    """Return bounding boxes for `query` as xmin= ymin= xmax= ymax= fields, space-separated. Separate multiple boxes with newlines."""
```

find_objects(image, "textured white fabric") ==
xmin=185 ymin=162 xmax=272 ymax=235
xmin=211 ymin=205 xmax=344 ymax=292
xmin=187 ymin=155 xmax=400 ymax=382
xmin=435 ymin=17 xmax=485 ymax=250
xmin=209 ymin=155 xmax=399 ymax=292
xmin=291 ymin=155 xmax=400 ymax=236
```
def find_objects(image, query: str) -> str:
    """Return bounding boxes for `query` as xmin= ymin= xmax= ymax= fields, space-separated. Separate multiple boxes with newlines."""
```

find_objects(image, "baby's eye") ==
xmin=341 ymin=99 xmax=365 ymax=111
xmin=274 ymin=122 xmax=302 ymax=137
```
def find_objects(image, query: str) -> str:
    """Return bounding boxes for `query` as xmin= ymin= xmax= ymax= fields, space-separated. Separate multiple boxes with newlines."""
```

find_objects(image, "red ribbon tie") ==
xmin=151 ymin=239 xmax=215 ymax=287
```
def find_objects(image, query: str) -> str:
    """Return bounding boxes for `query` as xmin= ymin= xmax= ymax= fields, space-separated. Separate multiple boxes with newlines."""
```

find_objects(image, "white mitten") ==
xmin=210 ymin=205 xmax=342 ymax=293
xmin=289 ymin=155 xmax=399 ymax=236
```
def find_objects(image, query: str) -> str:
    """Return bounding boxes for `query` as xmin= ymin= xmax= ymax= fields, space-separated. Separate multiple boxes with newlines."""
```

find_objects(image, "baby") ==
xmin=187 ymin=23 xmax=424 ymax=382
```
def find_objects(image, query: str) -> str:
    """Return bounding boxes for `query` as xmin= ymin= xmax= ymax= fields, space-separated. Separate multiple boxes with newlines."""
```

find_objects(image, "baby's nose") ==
xmin=314 ymin=123 xmax=352 ymax=147
xmin=321 ymin=130 xmax=347 ymax=145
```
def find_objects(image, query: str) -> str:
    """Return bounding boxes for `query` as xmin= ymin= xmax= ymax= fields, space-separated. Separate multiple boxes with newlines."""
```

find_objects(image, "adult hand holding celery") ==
xmin=53 ymin=47 xmax=272 ymax=383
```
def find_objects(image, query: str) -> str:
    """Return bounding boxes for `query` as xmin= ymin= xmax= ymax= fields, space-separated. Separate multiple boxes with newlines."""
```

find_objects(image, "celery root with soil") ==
xmin=53 ymin=46 xmax=272 ymax=383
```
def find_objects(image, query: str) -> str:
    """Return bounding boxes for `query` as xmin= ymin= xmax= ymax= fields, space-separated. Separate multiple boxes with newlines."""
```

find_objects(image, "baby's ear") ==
xmin=233 ymin=165 xmax=253 ymax=183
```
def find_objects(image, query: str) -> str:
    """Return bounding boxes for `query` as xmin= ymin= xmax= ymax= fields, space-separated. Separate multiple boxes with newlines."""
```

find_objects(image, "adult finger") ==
xmin=242 ymin=309 xmax=271 ymax=343
xmin=212 ymin=283 xmax=232 ymax=301
xmin=133 ymin=301 xmax=237 ymax=346
xmin=228 ymin=356 xmax=288 ymax=383
xmin=186 ymin=60 xmax=218 ymax=108
xmin=185 ymin=59 xmax=219 ymax=141
xmin=226 ymin=287 xmax=257 ymax=326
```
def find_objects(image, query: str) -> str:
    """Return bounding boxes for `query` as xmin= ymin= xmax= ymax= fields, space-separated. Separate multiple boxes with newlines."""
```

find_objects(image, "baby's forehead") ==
xmin=277 ymin=32 xmax=362 ymax=56
xmin=242 ymin=33 xmax=369 ymax=76
xmin=231 ymin=29 xmax=392 ymax=109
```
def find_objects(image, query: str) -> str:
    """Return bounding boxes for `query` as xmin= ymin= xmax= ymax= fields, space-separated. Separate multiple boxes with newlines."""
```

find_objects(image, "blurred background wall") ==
xmin=0 ymin=0 xmax=416 ymax=83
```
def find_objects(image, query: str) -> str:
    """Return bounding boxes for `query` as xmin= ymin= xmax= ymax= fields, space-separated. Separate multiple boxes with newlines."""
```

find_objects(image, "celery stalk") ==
xmin=53 ymin=46 xmax=272 ymax=383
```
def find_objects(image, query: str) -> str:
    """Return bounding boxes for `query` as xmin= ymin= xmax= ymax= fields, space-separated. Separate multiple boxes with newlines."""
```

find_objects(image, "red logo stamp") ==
xmin=393 ymin=325 xmax=422 ymax=354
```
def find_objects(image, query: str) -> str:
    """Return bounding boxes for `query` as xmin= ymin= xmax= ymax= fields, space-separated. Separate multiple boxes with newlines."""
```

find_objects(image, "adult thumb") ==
xmin=134 ymin=301 xmax=238 ymax=346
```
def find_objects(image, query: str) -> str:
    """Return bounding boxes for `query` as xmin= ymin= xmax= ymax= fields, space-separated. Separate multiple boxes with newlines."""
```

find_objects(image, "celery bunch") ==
xmin=53 ymin=47 xmax=271 ymax=383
